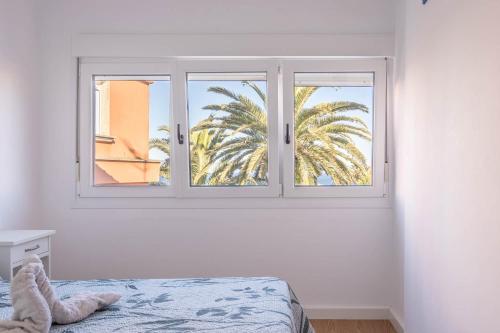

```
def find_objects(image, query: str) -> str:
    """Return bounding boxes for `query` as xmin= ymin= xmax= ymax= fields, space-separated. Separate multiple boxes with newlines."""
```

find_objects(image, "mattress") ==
xmin=0 ymin=277 xmax=314 ymax=333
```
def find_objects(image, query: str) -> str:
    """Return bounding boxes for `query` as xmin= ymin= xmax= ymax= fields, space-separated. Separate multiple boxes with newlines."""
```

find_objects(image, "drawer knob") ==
xmin=24 ymin=244 xmax=40 ymax=253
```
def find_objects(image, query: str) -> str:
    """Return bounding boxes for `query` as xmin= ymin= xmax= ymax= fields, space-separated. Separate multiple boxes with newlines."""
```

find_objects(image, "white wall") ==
xmin=33 ymin=0 xmax=396 ymax=312
xmin=394 ymin=1 xmax=500 ymax=332
xmin=389 ymin=1 xmax=407 ymax=326
xmin=0 ymin=0 xmax=40 ymax=229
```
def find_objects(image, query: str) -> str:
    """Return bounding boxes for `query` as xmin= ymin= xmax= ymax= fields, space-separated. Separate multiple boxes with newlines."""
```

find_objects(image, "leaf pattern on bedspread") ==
xmin=0 ymin=277 xmax=314 ymax=333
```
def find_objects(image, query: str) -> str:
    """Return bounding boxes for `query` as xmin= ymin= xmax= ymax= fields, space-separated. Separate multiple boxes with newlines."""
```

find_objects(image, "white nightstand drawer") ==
xmin=0 ymin=230 xmax=55 ymax=281
xmin=11 ymin=237 xmax=49 ymax=263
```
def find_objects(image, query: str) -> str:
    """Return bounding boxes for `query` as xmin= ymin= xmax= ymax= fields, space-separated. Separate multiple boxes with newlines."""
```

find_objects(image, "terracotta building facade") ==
xmin=94 ymin=80 xmax=160 ymax=185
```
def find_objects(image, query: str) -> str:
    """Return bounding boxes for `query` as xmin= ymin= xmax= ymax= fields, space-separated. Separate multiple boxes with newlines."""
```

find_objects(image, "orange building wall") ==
xmin=95 ymin=81 xmax=160 ymax=185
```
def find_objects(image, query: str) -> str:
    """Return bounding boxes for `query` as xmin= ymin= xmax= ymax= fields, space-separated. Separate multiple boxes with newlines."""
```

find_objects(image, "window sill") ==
xmin=95 ymin=135 xmax=115 ymax=144
xmin=72 ymin=195 xmax=392 ymax=210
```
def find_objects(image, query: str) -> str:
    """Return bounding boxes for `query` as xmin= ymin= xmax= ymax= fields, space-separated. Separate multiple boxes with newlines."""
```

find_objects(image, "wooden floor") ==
xmin=311 ymin=320 xmax=397 ymax=333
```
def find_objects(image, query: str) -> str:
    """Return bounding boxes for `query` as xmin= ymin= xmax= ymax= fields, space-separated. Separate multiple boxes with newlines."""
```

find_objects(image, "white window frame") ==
xmin=174 ymin=59 xmax=280 ymax=198
xmin=78 ymin=60 xmax=175 ymax=197
xmin=282 ymin=59 xmax=387 ymax=198
xmin=78 ymin=58 xmax=388 ymax=201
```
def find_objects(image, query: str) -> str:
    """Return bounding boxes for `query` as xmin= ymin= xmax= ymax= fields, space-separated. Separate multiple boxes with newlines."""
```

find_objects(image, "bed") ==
xmin=0 ymin=276 xmax=314 ymax=333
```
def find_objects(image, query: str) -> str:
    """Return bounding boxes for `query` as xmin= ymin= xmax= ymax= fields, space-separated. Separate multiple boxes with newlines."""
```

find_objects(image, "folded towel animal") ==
xmin=0 ymin=255 xmax=120 ymax=333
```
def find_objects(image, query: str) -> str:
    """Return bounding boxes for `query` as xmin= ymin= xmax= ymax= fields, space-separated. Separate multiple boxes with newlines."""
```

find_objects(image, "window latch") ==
xmin=285 ymin=124 xmax=291 ymax=144
xmin=177 ymin=124 xmax=184 ymax=145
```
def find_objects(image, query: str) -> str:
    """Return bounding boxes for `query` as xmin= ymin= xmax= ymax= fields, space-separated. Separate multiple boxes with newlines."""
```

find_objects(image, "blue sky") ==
xmin=187 ymin=80 xmax=267 ymax=128
xmin=147 ymin=79 xmax=373 ymax=184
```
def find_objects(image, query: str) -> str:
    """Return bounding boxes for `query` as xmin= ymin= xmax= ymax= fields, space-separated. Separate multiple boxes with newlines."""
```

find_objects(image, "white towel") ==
xmin=0 ymin=255 xmax=120 ymax=332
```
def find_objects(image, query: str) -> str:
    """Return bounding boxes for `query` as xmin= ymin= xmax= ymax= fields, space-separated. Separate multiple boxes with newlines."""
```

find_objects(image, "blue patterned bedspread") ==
xmin=0 ymin=277 xmax=314 ymax=333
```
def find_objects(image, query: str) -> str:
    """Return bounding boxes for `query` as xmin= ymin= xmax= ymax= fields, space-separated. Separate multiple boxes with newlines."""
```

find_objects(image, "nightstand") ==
xmin=0 ymin=230 xmax=56 ymax=281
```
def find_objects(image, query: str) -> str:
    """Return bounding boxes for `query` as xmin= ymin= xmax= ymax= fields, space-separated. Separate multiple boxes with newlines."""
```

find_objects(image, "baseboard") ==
xmin=388 ymin=309 xmax=405 ymax=333
xmin=305 ymin=306 xmax=390 ymax=320
xmin=304 ymin=306 xmax=404 ymax=333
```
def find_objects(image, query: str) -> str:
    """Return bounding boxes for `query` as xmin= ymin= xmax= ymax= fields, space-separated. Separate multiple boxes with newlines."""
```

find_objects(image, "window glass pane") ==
xmin=93 ymin=76 xmax=170 ymax=186
xmin=187 ymin=72 xmax=268 ymax=187
xmin=294 ymin=72 xmax=374 ymax=186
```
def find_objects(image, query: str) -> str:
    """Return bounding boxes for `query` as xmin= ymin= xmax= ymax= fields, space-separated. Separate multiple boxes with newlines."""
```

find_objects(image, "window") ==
xmin=186 ymin=72 xmax=269 ymax=187
xmin=92 ymin=76 xmax=171 ymax=187
xmin=282 ymin=59 xmax=387 ymax=197
xmin=174 ymin=60 xmax=280 ymax=197
xmin=293 ymin=72 xmax=374 ymax=186
xmin=78 ymin=59 xmax=386 ymax=199
xmin=78 ymin=62 xmax=174 ymax=197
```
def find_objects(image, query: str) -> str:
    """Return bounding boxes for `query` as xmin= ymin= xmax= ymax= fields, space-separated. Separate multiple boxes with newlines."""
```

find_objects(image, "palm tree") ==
xmin=293 ymin=86 xmax=371 ymax=185
xmin=191 ymin=83 xmax=371 ymax=185
xmin=189 ymin=127 xmax=227 ymax=185
xmin=148 ymin=125 xmax=228 ymax=185
xmin=151 ymin=84 xmax=372 ymax=186
xmin=149 ymin=125 xmax=170 ymax=179
xmin=191 ymin=81 xmax=268 ymax=185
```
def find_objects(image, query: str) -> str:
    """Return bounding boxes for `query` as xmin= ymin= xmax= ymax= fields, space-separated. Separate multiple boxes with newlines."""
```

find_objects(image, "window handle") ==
xmin=285 ymin=124 xmax=291 ymax=144
xmin=177 ymin=124 xmax=184 ymax=145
